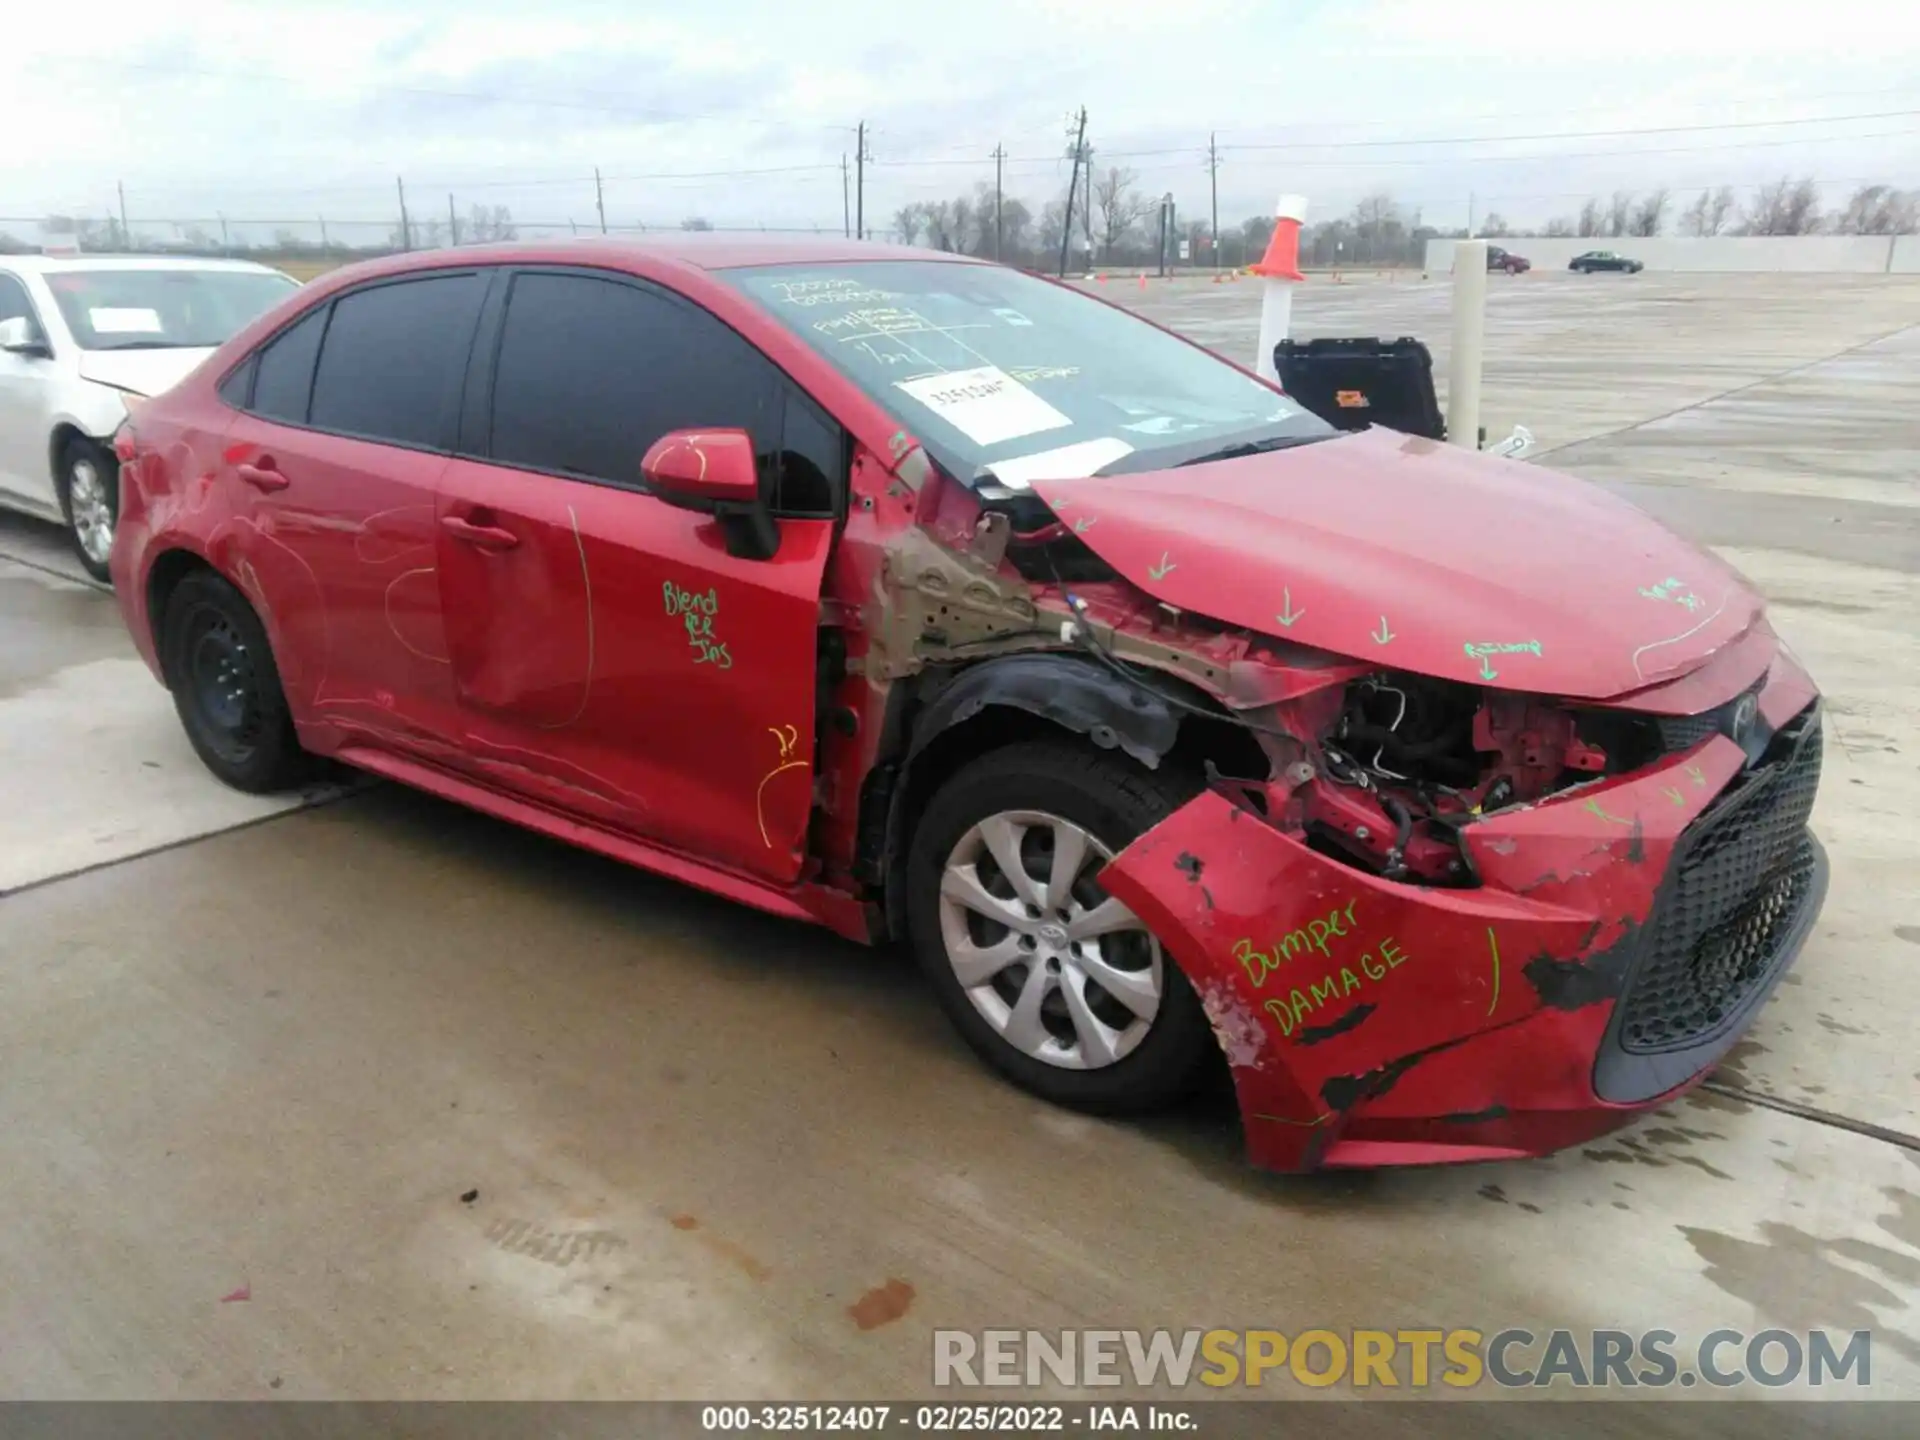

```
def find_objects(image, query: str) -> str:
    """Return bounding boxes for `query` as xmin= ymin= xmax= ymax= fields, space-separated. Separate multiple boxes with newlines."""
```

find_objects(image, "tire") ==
xmin=160 ymin=569 xmax=314 ymax=793
xmin=57 ymin=436 xmax=118 ymax=584
xmin=906 ymin=740 xmax=1215 ymax=1116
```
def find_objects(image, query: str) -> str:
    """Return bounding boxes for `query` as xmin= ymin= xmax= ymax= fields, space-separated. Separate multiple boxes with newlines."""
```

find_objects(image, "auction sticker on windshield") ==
xmin=88 ymin=307 xmax=164 ymax=334
xmin=896 ymin=366 xmax=1072 ymax=447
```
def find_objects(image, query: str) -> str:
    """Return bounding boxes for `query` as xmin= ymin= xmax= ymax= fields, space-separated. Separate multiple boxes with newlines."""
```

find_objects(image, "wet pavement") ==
xmin=1 ymin=272 xmax=1917 ymax=1405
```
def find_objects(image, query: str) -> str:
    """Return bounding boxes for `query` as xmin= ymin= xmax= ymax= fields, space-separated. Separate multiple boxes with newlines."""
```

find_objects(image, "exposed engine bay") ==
xmin=1296 ymin=672 xmax=1663 ymax=885
xmin=986 ymin=499 xmax=1673 ymax=892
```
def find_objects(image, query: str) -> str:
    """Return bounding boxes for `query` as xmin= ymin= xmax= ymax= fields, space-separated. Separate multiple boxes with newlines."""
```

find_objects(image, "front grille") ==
xmin=1654 ymin=676 xmax=1766 ymax=753
xmin=1614 ymin=709 xmax=1823 ymax=1053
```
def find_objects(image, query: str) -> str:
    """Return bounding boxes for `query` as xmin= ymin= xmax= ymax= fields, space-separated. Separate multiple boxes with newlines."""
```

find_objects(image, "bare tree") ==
xmin=1091 ymin=166 xmax=1152 ymax=260
xmin=1834 ymin=184 xmax=1917 ymax=235
xmin=1544 ymin=215 xmax=1576 ymax=238
xmin=679 ymin=216 xmax=714 ymax=232
xmin=921 ymin=196 xmax=974 ymax=253
xmin=1628 ymin=189 xmax=1669 ymax=237
xmin=468 ymin=205 xmax=517 ymax=241
xmin=1478 ymin=212 xmax=1511 ymax=237
xmin=1576 ymin=198 xmax=1605 ymax=237
xmin=1350 ymin=192 xmax=1406 ymax=262
xmin=1037 ymin=197 xmax=1070 ymax=259
xmin=1606 ymin=190 xmax=1635 ymax=237
xmin=1705 ymin=186 xmax=1736 ymax=236
xmin=1740 ymin=177 xmax=1822 ymax=236
xmin=892 ymin=204 xmax=928 ymax=246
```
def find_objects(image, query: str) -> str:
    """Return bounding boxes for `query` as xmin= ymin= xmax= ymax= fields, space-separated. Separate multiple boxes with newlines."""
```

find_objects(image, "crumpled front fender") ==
xmin=1098 ymin=736 xmax=1764 ymax=1172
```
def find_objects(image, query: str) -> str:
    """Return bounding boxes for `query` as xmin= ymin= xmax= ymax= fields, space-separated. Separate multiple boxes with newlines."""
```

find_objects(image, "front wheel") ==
xmin=905 ymin=741 xmax=1215 ymax=1115
xmin=58 ymin=437 xmax=118 ymax=584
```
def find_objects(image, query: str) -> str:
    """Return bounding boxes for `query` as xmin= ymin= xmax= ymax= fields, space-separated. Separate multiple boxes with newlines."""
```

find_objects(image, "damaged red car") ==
xmin=110 ymin=237 xmax=1827 ymax=1173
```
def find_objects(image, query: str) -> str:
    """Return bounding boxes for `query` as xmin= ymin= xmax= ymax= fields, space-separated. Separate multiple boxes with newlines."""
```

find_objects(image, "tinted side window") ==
xmin=309 ymin=274 xmax=483 ymax=448
xmin=246 ymin=306 xmax=329 ymax=422
xmin=488 ymin=272 xmax=842 ymax=513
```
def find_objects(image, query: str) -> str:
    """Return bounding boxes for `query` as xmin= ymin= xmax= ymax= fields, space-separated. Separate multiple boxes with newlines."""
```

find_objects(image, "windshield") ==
xmin=46 ymin=268 xmax=299 ymax=351
xmin=724 ymin=260 xmax=1333 ymax=486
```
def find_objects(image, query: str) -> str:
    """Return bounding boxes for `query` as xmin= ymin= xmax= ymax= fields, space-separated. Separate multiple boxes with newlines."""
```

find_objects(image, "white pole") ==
xmin=1449 ymin=239 xmax=1488 ymax=449
xmin=1252 ymin=193 xmax=1308 ymax=383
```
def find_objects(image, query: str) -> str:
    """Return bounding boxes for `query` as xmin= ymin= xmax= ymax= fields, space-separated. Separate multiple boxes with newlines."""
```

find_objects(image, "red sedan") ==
xmin=109 ymin=237 xmax=1826 ymax=1173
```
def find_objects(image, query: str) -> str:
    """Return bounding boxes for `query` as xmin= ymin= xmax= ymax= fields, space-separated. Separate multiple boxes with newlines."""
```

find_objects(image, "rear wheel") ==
xmin=906 ymin=741 xmax=1215 ymax=1115
xmin=160 ymin=570 xmax=313 ymax=792
xmin=57 ymin=437 xmax=118 ymax=584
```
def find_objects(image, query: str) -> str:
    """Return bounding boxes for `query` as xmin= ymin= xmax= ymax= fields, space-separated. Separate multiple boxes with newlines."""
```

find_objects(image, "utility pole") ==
xmin=1466 ymin=192 xmax=1476 ymax=238
xmin=217 ymin=212 xmax=229 ymax=255
xmin=992 ymin=144 xmax=1006 ymax=262
xmin=855 ymin=121 xmax=869 ymax=240
xmin=319 ymin=215 xmax=329 ymax=249
xmin=842 ymin=155 xmax=851 ymax=237
xmin=396 ymin=176 xmax=412 ymax=252
xmin=448 ymin=193 xmax=459 ymax=246
xmin=116 ymin=181 xmax=130 ymax=249
xmin=1058 ymin=107 xmax=1087 ymax=279
xmin=1082 ymin=142 xmax=1095 ymax=259
xmin=1207 ymin=133 xmax=1221 ymax=270
xmin=595 ymin=168 xmax=607 ymax=234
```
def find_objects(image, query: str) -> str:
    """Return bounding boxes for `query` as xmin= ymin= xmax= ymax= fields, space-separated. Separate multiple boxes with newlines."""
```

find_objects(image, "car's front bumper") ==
xmin=1098 ymin=656 xmax=1827 ymax=1173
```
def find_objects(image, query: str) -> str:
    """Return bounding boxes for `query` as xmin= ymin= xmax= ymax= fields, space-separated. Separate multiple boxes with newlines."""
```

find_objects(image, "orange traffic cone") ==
xmin=1097 ymin=273 xmax=1108 ymax=284
xmin=1250 ymin=204 xmax=1306 ymax=284
xmin=1138 ymin=273 xmax=1147 ymax=289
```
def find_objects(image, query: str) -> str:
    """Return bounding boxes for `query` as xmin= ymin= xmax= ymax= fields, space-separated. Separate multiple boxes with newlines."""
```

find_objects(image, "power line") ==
xmin=1218 ymin=107 xmax=1920 ymax=152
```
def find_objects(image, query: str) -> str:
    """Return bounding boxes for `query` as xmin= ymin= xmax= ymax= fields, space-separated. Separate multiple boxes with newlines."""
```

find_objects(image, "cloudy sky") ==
xmin=9 ymin=0 xmax=1920 ymax=246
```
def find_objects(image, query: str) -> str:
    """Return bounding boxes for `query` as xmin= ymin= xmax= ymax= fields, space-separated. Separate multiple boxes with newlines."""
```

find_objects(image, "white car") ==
xmin=0 ymin=255 xmax=300 ymax=581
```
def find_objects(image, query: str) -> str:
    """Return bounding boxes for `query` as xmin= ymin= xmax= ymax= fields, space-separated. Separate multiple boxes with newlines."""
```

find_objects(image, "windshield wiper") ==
xmin=1175 ymin=433 xmax=1327 ymax=467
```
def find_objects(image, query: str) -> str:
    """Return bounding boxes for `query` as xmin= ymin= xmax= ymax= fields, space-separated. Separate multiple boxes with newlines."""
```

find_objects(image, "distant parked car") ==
xmin=0 ymin=255 xmax=299 ymax=580
xmin=1486 ymin=245 xmax=1531 ymax=273
xmin=1570 ymin=250 xmax=1644 ymax=274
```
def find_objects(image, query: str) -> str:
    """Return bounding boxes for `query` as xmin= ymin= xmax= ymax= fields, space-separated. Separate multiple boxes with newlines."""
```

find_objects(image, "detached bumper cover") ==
xmin=1098 ymin=665 xmax=1827 ymax=1173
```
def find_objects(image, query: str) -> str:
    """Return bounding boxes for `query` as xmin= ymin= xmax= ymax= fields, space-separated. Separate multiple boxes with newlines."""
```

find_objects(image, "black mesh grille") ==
xmin=1654 ymin=677 xmax=1766 ymax=753
xmin=1615 ymin=711 xmax=1823 ymax=1053
xmin=1655 ymin=712 xmax=1721 ymax=751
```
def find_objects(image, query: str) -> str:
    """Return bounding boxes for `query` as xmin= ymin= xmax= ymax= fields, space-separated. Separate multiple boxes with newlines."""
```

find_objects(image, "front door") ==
xmin=436 ymin=268 xmax=845 ymax=884
xmin=218 ymin=270 xmax=487 ymax=758
xmin=0 ymin=271 xmax=55 ymax=507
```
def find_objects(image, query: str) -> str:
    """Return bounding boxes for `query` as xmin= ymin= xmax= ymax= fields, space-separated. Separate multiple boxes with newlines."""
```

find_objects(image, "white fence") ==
xmin=1423 ymin=235 xmax=1915 ymax=274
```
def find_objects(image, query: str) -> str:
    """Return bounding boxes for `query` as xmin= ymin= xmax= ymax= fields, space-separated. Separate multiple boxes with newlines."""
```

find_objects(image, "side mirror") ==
xmin=640 ymin=428 xmax=779 ymax=561
xmin=0 ymin=316 xmax=51 ymax=358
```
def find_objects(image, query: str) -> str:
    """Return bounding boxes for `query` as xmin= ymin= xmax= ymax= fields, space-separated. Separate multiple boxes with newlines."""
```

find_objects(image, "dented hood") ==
xmin=1033 ymin=428 xmax=1763 ymax=701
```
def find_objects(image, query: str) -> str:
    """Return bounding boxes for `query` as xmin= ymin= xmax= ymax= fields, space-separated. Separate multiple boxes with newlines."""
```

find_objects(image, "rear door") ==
xmin=435 ymin=267 xmax=843 ymax=883
xmin=219 ymin=269 xmax=487 ymax=757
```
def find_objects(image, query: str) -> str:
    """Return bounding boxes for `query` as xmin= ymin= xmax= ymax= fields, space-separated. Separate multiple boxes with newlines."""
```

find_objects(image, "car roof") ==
xmin=501 ymin=233 xmax=974 ymax=270
xmin=341 ymin=233 xmax=982 ymax=278
xmin=3 ymin=253 xmax=294 ymax=277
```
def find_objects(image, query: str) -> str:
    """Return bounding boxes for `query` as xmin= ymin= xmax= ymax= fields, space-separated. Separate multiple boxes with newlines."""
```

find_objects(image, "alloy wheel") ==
xmin=67 ymin=454 xmax=115 ymax=566
xmin=936 ymin=809 xmax=1164 ymax=1070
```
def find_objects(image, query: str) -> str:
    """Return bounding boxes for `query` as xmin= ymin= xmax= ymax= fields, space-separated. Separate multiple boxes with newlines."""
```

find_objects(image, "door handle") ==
xmin=236 ymin=462 xmax=289 ymax=491
xmin=440 ymin=514 xmax=521 ymax=551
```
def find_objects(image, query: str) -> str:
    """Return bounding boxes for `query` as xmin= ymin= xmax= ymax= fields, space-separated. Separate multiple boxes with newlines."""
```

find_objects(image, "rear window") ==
xmin=722 ymin=260 xmax=1330 ymax=486
xmin=307 ymin=274 xmax=484 ymax=449
xmin=44 ymin=268 xmax=298 ymax=351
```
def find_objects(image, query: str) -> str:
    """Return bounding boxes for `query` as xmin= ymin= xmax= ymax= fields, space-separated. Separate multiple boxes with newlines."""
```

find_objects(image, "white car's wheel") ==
xmin=58 ymin=438 xmax=118 ymax=584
